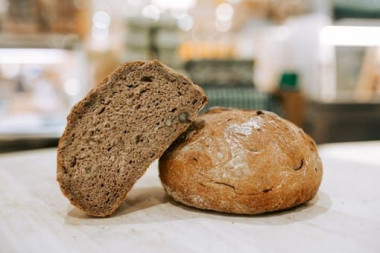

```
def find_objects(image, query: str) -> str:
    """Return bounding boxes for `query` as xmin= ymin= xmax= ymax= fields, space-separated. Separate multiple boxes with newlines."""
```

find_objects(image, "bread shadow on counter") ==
xmin=166 ymin=191 xmax=332 ymax=226
xmin=64 ymin=189 xmax=331 ymax=226
xmin=64 ymin=186 xmax=169 ymax=225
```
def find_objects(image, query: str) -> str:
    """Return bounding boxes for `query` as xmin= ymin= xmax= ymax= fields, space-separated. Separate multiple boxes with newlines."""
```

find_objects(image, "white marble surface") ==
xmin=1 ymin=141 xmax=380 ymax=253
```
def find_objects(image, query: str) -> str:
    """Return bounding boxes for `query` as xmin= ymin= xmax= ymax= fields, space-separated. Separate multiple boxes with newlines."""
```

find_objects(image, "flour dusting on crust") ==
xmin=222 ymin=117 xmax=261 ymax=174
xmin=228 ymin=117 xmax=261 ymax=135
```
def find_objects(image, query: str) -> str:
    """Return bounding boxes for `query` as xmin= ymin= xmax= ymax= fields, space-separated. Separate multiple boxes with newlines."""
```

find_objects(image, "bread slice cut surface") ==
xmin=57 ymin=60 xmax=207 ymax=217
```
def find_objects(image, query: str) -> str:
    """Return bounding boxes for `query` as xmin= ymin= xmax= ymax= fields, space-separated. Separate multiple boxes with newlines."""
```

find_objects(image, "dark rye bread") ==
xmin=57 ymin=60 xmax=207 ymax=217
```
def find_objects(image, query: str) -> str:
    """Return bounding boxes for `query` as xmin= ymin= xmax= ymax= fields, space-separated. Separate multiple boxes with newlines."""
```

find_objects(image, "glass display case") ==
xmin=0 ymin=34 xmax=89 ymax=151
xmin=317 ymin=19 xmax=380 ymax=103
xmin=305 ymin=17 xmax=380 ymax=143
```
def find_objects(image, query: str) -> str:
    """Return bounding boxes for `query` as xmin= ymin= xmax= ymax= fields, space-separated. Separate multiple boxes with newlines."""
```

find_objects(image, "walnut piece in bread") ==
xmin=57 ymin=60 xmax=207 ymax=217
xmin=159 ymin=108 xmax=323 ymax=214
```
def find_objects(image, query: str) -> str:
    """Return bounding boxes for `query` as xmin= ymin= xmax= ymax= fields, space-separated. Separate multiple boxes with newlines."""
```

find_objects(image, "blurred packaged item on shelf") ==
xmin=123 ymin=16 xmax=182 ymax=70
xmin=2 ymin=0 xmax=40 ymax=33
xmin=158 ymin=48 xmax=183 ymax=68
xmin=238 ymin=0 xmax=310 ymax=23
xmin=355 ymin=47 xmax=380 ymax=102
xmin=1 ymin=0 xmax=90 ymax=37
xmin=124 ymin=29 xmax=150 ymax=49
xmin=179 ymin=41 xmax=235 ymax=61
xmin=199 ymin=85 xmax=277 ymax=113
xmin=49 ymin=0 xmax=90 ymax=37
xmin=88 ymin=50 xmax=120 ymax=88
xmin=122 ymin=49 xmax=150 ymax=63
xmin=155 ymin=26 xmax=181 ymax=49
xmin=185 ymin=59 xmax=254 ymax=87
xmin=275 ymin=71 xmax=305 ymax=128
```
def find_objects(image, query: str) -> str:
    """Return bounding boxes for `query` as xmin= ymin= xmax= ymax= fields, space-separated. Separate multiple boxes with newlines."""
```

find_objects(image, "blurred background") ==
xmin=0 ymin=0 xmax=379 ymax=153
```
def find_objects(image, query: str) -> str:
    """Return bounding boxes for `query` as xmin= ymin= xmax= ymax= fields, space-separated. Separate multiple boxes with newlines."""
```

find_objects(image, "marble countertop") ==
xmin=1 ymin=141 xmax=380 ymax=253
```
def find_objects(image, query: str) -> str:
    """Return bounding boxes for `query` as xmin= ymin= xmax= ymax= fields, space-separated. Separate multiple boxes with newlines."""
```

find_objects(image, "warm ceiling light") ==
xmin=0 ymin=48 xmax=69 ymax=64
xmin=320 ymin=25 xmax=380 ymax=47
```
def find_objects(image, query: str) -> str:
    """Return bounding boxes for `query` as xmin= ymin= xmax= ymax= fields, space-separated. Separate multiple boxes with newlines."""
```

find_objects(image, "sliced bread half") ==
xmin=57 ymin=60 xmax=207 ymax=217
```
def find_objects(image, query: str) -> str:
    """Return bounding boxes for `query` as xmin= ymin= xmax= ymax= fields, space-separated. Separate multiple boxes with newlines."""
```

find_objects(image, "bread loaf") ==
xmin=57 ymin=60 xmax=207 ymax=217
xmin=159 ymin=108 xmax=322 ymax=214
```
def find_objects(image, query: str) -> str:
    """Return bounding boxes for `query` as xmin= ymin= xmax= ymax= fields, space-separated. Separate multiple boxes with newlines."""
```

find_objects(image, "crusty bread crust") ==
xmin=159 ymin=108 xmax=323 ymax=214
xmin=57 ymin=60 xmax=207 ymax=217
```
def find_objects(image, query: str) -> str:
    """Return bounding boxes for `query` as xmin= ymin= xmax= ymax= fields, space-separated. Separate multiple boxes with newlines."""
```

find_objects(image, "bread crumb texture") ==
xmin=57 ymin=60 xmax=207 ymax=217
xmin=159 ymin=108 xmax=323 ymax=214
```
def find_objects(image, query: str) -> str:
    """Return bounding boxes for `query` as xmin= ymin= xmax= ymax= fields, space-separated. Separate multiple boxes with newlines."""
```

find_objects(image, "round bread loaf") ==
xmin=159 ymin=108 xmax=323 ymax=214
